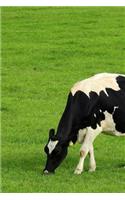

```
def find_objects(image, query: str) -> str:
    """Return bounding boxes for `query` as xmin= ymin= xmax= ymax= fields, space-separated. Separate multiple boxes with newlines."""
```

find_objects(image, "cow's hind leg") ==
xmin=74 ymin=126 xmax=102 ymax=175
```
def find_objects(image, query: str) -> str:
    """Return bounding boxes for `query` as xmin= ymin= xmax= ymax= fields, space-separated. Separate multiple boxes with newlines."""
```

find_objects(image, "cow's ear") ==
xmin=49 ymin=128 xmax=55 ymax=139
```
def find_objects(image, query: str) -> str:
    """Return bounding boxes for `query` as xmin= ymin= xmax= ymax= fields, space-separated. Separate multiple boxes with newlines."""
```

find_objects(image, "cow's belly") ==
xmin=101 ymin=111 xmax=125 ymax=136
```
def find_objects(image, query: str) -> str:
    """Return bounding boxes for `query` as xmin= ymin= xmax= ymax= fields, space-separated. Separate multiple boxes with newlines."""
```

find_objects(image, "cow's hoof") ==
xmin=74 ymin=168 xmax=83 ymax=175
xmin=89 ymin=168 xmax=96 ymax=172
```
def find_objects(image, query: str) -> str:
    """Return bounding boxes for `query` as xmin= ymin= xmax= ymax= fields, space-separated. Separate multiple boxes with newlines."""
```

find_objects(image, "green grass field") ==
xmin=1 ymin=7 xmax=125 ymax=192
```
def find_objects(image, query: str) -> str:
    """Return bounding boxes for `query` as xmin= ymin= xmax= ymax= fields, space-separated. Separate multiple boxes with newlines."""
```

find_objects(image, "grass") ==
xmin=1 ymin=6 xmax=125 ymax=192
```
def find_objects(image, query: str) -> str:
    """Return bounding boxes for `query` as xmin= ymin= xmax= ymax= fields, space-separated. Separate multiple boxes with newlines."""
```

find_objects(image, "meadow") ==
xmin=1 ymin=7 xmax=125 ymax=192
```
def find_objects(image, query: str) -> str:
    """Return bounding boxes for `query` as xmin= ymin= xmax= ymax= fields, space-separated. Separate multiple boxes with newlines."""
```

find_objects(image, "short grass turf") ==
xmin=1 ymin=7 xmax=125 ymax=192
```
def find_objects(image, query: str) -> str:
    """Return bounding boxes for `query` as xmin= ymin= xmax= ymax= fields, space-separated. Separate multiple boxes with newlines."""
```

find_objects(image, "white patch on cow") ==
xmin=47 ymin=140 xmax=58 ymax=154
xmin=101 ymin=111 xmax=116 ymax=133
xmin=101 ymin=111 xmax=125 ymax=136
xmin=71 ymin=73 xmax=122 ymax=97
xmin=94 ymin=113 xmax=96 ymax=117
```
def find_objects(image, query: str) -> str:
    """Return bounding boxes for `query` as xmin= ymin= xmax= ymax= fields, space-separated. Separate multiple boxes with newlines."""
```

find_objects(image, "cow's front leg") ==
xmin=74 ymin=144 xmax=96 ymax=174
xmin=74 ymin=126 xmax=102 ymax=175
xmin=74 ymin=147 xmax=88 ymax=175
xmin=89 ymin=144 xmax=96 ymax=172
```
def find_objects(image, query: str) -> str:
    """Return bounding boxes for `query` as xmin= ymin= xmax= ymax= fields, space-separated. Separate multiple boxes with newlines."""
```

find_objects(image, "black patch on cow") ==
xmin=56 ymin=92 xmax=74 ymax=143
xmin=116 ymin=75 xmax=125 ymax=91
xmin=113 ymin=108 xmax=125 ymax=133
xmin=71 ymin=91 xmax=102 ymax=130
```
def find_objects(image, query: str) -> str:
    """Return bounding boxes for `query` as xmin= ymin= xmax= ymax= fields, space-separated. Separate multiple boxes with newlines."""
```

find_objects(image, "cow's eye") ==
xmin=44 ymin=145 xmax=49 ymax=154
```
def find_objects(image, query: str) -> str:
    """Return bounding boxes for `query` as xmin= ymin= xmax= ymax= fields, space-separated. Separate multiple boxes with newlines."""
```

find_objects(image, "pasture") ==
xmin=1 ymin=7 xmax=125 ymax=192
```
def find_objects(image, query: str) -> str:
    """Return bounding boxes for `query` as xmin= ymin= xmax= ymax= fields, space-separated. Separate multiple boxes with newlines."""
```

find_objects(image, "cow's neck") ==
xmin=55 ymin=92 xmax=74 ymax=145
xmin=56 ymin=117 xmax=73 ymax=145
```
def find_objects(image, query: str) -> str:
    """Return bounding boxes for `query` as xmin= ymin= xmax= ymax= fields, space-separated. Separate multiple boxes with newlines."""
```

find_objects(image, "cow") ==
xmin=43 ymin=73 xmax=125 ymax=175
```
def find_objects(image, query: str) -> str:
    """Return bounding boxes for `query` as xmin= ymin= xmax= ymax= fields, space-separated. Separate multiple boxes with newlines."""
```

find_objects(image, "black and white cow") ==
xmin=43 ymin=73 xmax=125 ymax=175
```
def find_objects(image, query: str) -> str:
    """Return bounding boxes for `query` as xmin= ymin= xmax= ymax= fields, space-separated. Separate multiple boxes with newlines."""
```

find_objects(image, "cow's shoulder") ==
xmin=71 ymin=90 xmax=104 ymax=130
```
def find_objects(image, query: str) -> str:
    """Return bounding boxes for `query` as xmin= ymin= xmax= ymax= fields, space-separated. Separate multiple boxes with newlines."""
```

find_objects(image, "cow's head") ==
xmin=43 ymin=129 xmax=68 ymax=175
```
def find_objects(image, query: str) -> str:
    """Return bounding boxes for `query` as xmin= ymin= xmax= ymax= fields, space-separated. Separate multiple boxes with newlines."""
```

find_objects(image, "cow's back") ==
xmin=71 ymin=73 xmax=125 ymax=96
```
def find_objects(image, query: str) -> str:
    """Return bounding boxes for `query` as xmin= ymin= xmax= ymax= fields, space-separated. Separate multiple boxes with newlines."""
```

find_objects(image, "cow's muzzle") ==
xmin=43 ymin=169 xmax=55 ymax=175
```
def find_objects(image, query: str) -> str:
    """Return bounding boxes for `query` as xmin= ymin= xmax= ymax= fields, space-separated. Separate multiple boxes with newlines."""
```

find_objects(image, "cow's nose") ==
xmin=43 ymin=170 xmax=49 ymax=174
xmin=43 ymin=169 xmax=55 ymax=175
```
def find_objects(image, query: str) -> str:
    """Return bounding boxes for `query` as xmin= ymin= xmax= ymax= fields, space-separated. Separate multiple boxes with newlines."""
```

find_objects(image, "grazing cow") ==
xmin=43 ymin=73 xmax=125 ymax=175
